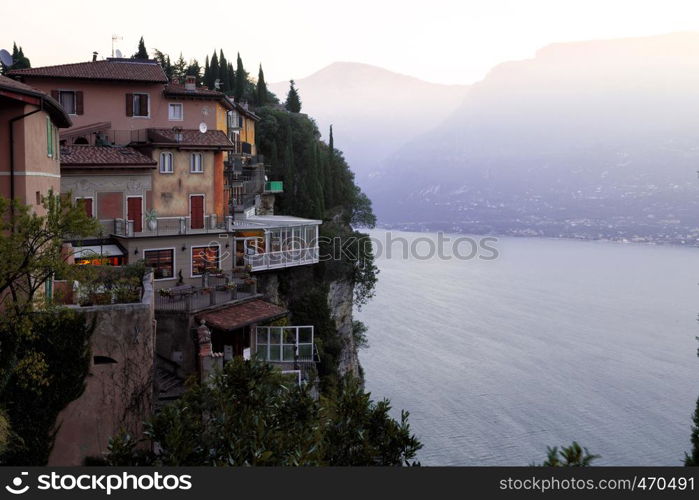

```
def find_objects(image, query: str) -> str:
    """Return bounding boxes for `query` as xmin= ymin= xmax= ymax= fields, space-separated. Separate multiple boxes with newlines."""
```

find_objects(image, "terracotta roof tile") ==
xmin=60 ymin=146 xmax=156 ymax=167
xmin=196 ymin=300 xmax=288 ymax=332
xmin=147 ymin=128 xmax=235 ymax=149
xmin=8 ymin=59 xmax=168 ymax=83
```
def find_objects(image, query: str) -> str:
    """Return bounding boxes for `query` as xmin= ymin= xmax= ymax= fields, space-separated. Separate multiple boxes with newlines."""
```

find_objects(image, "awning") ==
xmin=72 ymin=244 xmax=124 ymax=259
xmin=195 ymin=299 xmax=288 ymax=332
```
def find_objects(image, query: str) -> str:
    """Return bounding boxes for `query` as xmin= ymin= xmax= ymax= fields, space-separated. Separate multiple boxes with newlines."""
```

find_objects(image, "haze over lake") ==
xmin=357 ymin=230 xmax=699 ymax=466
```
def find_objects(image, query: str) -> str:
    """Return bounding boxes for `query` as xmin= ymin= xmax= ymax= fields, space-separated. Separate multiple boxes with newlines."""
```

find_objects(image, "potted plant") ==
xmin=145 ymin=209 xmax=158 ymax=231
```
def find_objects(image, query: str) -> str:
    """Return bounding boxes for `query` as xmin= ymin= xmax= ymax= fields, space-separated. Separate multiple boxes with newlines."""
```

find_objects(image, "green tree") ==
xmin=172 ymin=53 xmax=187 ymax=81
xmin=285 ymin=80 xmax=302 ymax=113
xmin=686 ymin=399 xmax=699 ymax=466
xmin=256 ymin=64 xmax=268 ymax=106
xmin=132 ymin=37 xmax=148 ymax=60
xmin=2 ymin=43 xmax=31 ymax=74
xmin=152 ymin=49 xmax=172 ymax=79
xmin=218 ymin=50 xmax=228 ymax=92
xmin=186 ymin=59 xmax=202 ymax=85
xmin=207 ymin=51 xmax=219 ymax=90
xmin=534 ymin=442 xmax=599 ymax=466
xmin=103 ymin=358 xmax=421 ymax=466
xmin=234 ymin=53 xmax=247 ymax=101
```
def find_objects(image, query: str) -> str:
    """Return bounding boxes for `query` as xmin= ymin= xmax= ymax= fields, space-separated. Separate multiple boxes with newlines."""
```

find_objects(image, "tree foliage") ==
xmin=132 ymin=37 xmax=149 ymax=60
xmin=103 ymin=358 xmax=421 ymax=466
xmin=285 ymin=80 xmax=302 ymax=113
xmin=534 ymin=442 xmax=599 ymax=466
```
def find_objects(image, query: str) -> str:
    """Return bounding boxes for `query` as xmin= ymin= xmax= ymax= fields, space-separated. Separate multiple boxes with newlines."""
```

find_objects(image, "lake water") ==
xmin=356 ymin=230 xmax=699 ymax=465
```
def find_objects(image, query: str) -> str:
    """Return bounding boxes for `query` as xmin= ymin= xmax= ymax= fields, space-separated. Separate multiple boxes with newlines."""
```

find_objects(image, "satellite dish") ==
xmin=0 ymin=49 xmax=12 ymax=67
xmin=214 ymin=79 xmax=221 ymax=90
xmin=115 ymin=49 xmax=123 ymax=58
xmin=199 ymin=122 xmax=208 ymax=134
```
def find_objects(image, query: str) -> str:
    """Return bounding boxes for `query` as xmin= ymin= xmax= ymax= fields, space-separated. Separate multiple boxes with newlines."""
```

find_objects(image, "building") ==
xmin=0 ymin=75 xmax=71 ymax=213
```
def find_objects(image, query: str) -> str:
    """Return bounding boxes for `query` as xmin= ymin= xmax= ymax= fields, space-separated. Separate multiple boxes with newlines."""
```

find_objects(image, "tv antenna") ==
xmin=0 ymin=49 xmax=12 ymax=67
xmin=111 ymin=34 xmax=123 ymax=57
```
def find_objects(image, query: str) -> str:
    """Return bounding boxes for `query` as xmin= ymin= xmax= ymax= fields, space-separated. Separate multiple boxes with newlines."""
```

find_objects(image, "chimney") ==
xmin=92 ymin=51 xmax=98 ymax=62
xmin=185 ymin=75 xmax=196 ymax=91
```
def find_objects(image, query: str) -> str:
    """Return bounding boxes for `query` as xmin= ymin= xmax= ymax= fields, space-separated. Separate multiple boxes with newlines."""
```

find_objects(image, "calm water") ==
xmin=357 ymin=230 xmax=699 ymax=465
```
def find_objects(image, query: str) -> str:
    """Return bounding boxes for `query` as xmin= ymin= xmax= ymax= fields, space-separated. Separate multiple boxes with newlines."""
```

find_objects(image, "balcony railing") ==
xmin=264 ymin=181 xmax=283 ymax=193
xmin=154 ymin=277 xmax=258 ymax=313
xmin=99 ymin=215 xmax=236 ymax=238
xmin=244 ymin=247 xmax=319 ymax=271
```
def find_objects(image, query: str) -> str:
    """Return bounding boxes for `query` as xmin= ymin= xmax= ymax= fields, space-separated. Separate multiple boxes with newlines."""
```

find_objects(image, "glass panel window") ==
xmin=168 ymin=103 xmax=183 ymax=121
xmin=298 ymin=327 xmax=313 ymax=344
xmin=191 ymin=245 xmax=220 ymax=276
xmin=133 ymin=93 xmax=149 ymax=117
xmin=144 ymin=249 xmax=174 ymax=280
xmin=59 ymin=91 xmax=76 ymax=115
xmin=190 ymin=153 xmax=203 ymax=173
xmin=269 ymin=345 xmax=281 ymax=361
xmin=160 ymin=152 xmax=173 ymax=173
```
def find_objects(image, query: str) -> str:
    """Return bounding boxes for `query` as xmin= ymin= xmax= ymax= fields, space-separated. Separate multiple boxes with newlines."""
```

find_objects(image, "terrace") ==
xmin=154 ymin=275 xmax=259 ymax=313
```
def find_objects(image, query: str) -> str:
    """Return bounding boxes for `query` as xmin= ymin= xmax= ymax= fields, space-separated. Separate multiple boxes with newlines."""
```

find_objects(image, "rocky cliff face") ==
xmin=257 ymin=270 xmax=361 ymax=381
xmin=327 ymin=279 xmax=359 ymax=378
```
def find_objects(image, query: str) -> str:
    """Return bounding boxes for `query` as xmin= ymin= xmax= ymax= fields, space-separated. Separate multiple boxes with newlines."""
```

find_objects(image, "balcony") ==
xmin=101 ymin=215 xmax=236 ymax=238
xmin=264 ymin=181 xmax=283 ymax=193
xmin=244 ymin=247 xmax=319 ymax=271
xmin=154 ymin=276 xmax=258 ymax=313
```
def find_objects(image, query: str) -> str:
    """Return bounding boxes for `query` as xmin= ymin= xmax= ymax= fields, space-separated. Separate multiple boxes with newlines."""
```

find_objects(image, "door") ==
xmin=190 ymin=195 xmax=204 ymax=229
xmin=78 ymin=198 xmax=93 ymax=218
xmin=127 ymin=197 xmax=142 ymax=233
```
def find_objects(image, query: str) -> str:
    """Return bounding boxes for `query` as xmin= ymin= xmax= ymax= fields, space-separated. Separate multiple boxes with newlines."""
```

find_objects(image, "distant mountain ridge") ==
xmin=270 ymin=62 xmax=469 ymax=184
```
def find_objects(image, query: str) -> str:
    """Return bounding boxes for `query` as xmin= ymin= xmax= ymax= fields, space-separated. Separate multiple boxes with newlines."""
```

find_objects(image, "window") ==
xmin=46 ymin=117 xmax=54 ymax=157
xmin=76 ymin=198 xmax=93 ymax=218
xmin=59 ymin=91 xmax=76 ymax=114
xmin=168 ymin=103 xmax=183 ymax=121
xmin=190 ymin=153 xmax=203 ymax=173
xmin=144 ymin=249 xmax=174 ymax=280
xmin=160 ymin=152 xmax=173 ymax=173
xmin=191 ymin=245 xmax=220 ymax=276
xmin=132 ymin=93 xmax=149 ymax=117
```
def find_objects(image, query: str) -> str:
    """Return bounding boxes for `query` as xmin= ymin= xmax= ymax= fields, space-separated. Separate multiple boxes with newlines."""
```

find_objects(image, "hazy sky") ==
xmin=5 ymin=0 xmax=699 ymax=85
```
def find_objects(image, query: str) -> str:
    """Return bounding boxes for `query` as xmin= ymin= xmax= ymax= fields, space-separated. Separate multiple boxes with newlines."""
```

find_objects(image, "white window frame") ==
xmin=132 ymin=92 xmax=151 ymax=118
xmin=143 ymin=247 xmax=177 ymax=282
xmin=58 ymin=90 xmax=77 ymax=115
xmin=190 ymin=153 xmax=203 ymax=173
xmin=168 ymin=102 xmax=183 ymax=121
xmin=190 ymin=243 xmax=221 ymax=278
xmin=159 ymin=152 xmax=173 ymax=174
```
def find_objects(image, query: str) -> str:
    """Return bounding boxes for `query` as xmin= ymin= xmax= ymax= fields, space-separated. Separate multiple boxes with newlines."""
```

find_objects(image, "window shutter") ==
xmin=125 ymin=93 xmax=133 ymax=116
xmin=51 ymin=90 xmax=59 ymax=100
xmin=75 ymin=91 xmax=84 ymax=115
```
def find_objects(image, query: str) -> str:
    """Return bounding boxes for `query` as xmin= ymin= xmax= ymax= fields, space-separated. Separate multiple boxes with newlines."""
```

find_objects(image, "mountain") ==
xmin=368 ymin=32 xmax=699 ymax=244
xmin=269 ymin=62 xmax=469 ymax=184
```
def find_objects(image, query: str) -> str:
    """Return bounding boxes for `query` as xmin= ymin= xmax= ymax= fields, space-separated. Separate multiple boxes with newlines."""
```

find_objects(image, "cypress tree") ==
xmin=6 ymin=43 xmax=30 ymax=71
xmin=133 ymin=37 xmax=149 ymax=59
xmin=227 ymin=62 xmax=235 ymax=95
xmin=285 ymin=80 xmax=302 ymax=113
xmin=686 ymin=396 xmax=699 ymax=465
xmin=234 ymin=53 xmax=247 ymax=101
xmin=208 ymin=51 xmax=219 ymax=90
xmin=218 ymin=50 xmax=228 ymax=92
xmin=256 ymin=65 xmax=268 ymax=106
xmin=203 ymin=55 xmax=210 ymax=89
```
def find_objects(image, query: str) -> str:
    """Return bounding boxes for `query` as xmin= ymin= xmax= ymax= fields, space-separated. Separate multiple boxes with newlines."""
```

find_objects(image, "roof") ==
xmin=164 ymin=83 xmax=234 ymax=109
xmin=8 ymin=58 xmax=168 ymax=83
xmin=232 ymin=100 xmax=260 ymax=121
xmin=195 ymin=300 xmax=288 ymax=332
xmin=60 ymin=146 xmax=157 ymax=168
xmin=0 ymin=75 xmax=71 ymax=127
xmin=146 ymin=128 xmax=235 ymax=150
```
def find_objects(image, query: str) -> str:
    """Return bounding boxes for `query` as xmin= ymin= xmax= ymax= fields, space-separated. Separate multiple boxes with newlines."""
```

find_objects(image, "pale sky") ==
xmin=5 ymin=0 xmax=699 ymax=85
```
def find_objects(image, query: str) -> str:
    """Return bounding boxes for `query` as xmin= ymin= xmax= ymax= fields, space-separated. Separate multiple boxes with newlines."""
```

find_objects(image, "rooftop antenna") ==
xmin=0 ymin=49 xmax=12 ymax=68
xmin=111 ymin=34 xmax=123 ymax=57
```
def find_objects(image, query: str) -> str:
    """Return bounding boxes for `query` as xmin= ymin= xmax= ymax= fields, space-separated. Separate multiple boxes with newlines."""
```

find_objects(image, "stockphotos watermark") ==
xmin=208 ymin=231 xmax=499 ymax=266
xmin=320 ymin=232 xmax=500 ymax=263
xmin=3 ymin=470 xmax=192 ymax=495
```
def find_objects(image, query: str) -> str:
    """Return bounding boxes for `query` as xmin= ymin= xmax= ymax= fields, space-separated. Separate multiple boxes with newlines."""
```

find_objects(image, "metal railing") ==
xmin=154 ymin=277 xmax=258 ymax=313
xmin=244 ymin=247 xmax=319 ymax=271
xmin=103 ymin=215 xmax=235 ymax=237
